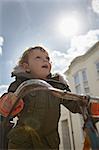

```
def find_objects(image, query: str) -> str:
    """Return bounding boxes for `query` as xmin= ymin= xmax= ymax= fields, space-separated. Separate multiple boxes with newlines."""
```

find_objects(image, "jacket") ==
xmin=7 ymin=70 xmax=81 ymax=149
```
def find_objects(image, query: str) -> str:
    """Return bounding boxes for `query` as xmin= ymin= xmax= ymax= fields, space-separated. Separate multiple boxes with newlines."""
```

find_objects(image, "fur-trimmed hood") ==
xmin=11 ymin=66 xmax=33 ymax=79
xmin=11 ymin=66 xmax=70 ymax=91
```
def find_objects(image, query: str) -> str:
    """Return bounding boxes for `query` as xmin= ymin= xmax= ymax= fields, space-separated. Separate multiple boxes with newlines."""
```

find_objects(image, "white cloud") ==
xmin=0 ymin=36 xmax=4 ymax=46
xmin=0 ymin=47 xmax=2 ymax=55
xmin=51 ymin=50 xmax=72 ymax=73
xmin=51 ymin=29 xmax=99 ymax=73
xmin=67 ymin=29 xmax=99 ymax=57
xmin=0 ymin=36 xmax=4 ymax=56
xmin=66 ymin=30 xmax=99 ymax=66
xmin=92 ymin=0 xmax=99 ymax=14
xmin=0 ymin=85 xmax=8 ymax=96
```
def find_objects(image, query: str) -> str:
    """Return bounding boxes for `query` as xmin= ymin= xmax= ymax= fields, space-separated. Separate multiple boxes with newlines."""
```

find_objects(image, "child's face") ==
xmin=24 ymin=49 xmax=51 ymax=79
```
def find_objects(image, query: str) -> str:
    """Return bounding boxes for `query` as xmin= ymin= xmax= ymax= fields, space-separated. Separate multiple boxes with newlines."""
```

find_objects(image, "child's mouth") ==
xmin=42 ymin=65 xmax=48 ymax=68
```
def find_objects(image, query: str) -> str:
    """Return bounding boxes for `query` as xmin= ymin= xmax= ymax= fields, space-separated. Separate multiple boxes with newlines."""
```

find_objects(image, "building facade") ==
xmin=65 ymin=41 xmax=99 ymax=97
xmin=59 ymin=41 xmax=99 ymax=150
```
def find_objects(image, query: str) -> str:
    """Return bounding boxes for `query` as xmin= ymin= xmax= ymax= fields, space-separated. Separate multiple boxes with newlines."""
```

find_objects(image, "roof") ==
xmin=65 ymin=41 xmax=99 ymax=74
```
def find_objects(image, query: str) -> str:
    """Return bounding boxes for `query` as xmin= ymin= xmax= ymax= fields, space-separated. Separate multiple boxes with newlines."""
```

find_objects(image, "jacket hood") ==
xmin=11 ymin=66 xmax=71 ymax=91
xmin=11 ymin=66 xmax=33 ymax=79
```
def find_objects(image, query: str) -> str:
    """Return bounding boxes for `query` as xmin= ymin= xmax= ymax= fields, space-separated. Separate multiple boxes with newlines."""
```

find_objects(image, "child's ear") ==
xmin=22 ymin=63 xmax=30 ymax=72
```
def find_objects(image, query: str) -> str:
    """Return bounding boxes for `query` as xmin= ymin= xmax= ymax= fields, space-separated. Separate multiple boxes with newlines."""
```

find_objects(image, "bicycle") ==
xmin=0 ymin=79 xmax=99 ymax=149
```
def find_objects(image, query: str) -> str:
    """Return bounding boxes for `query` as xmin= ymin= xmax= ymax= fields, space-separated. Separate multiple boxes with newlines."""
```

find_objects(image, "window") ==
xmin=96 ymin=61 xmax=99 ymax=76
xmin=74 ymin=73 xmax=79 ymax=85
xmin=82 ymin=70 xmax=87 ymax=81
xmin=74 ymin=72 xmax=81 ymax=94
xmin=82 ymin=69 xmax=90 ymax=94
xmin=74 ymin=70 xmax=90 ymax=95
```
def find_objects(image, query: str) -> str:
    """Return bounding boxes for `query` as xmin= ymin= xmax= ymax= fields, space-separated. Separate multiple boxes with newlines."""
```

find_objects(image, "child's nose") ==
xmin=43 ymin=58 xmax=48 ymax=62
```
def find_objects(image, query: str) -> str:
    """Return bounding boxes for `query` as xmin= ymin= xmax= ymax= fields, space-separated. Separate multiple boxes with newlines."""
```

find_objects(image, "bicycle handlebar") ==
xmin=14 ymin=79 xmax=99 ymax=103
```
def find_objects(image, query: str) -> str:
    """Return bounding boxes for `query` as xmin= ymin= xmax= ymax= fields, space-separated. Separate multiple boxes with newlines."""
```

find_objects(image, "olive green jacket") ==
xmin=7 ymin=72 xmax=81 ymax=149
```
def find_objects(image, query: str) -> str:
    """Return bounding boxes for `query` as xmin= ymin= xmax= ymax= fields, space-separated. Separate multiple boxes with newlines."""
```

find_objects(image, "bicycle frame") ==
xmin=14 ymin=79 xmax=99 ymax=150
xmin=1 ymin=79 xmax=99 ymax=150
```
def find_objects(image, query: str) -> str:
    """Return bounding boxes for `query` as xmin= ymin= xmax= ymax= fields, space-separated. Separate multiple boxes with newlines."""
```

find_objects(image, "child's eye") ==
xmin=46 ymin=56 xmax=50 ymax=61
xmin=36 ymin=56 xmax=41 ymax=59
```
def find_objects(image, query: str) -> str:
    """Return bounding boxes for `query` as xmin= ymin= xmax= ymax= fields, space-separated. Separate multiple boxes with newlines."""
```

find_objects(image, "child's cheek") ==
xmin=49 ymin=63 xmax=52 ymax=71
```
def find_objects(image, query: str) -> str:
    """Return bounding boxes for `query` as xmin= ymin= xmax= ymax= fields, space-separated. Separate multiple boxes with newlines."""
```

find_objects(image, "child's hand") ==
xmin=0 ymin=92 xmax=24 ymax=117
xmin=80 ymin=95 xmax=90 ymax=106
xmin=53 ymin=73 xmax=68 ymax=85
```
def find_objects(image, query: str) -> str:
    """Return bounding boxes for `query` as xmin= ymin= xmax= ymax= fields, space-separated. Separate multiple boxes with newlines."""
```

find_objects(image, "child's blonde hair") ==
xmin=18 ymin=46 xmax=48 ymax=66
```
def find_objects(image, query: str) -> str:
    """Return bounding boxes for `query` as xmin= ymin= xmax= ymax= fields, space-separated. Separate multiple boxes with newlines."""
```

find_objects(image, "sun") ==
xmin=58 ymin=16 xmax=80 ymax=37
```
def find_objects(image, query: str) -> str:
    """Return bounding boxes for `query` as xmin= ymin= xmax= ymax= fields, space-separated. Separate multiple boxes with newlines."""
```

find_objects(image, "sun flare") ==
xmin=58 ymin=16 xmax=80 ymax=37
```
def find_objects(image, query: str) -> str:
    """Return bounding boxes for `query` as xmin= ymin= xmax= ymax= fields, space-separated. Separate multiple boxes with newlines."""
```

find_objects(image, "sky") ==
xmin=0 ymin=0 xmax=99 ymax=95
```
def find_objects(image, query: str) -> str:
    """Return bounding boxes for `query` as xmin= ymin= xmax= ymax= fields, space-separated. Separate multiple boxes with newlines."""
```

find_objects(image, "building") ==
xmin=59 ymin=41 xmax=99 ymax=150
xmin=65 ymin=41 xmax=99 ymax=96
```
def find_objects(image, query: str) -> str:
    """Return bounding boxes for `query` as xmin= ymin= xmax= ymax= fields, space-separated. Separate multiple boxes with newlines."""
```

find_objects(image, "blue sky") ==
xmin=0 ymin=0 xmax=99 ymax=95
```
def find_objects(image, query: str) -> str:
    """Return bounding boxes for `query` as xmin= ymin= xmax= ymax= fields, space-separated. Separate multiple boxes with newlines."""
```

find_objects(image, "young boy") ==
xmin=0 ymin=46 xmax=88 ymax=149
